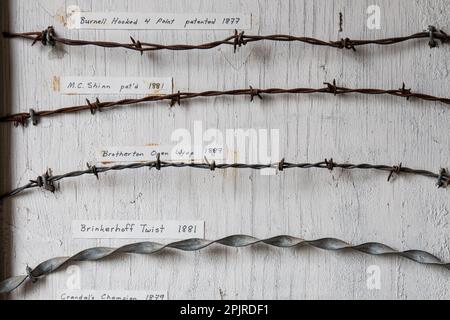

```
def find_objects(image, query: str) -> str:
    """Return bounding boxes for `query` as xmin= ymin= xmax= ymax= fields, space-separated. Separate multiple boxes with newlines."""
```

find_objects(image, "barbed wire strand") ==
xmin=2 ymin=25 xmax=448 ymax=54
xmin=1 ymin=80 xmax=450 ymax=127
xmin=0 ymin=158 xmax=448 ymax=202
xmin=0 ymin=235 xmax=448 ymax=294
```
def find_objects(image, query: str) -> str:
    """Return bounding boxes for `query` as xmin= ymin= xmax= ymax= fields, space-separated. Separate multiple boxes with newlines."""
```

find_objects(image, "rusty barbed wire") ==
xmin=2 ymin=25 xmax=448 ymax=54
xmin=0 ymin=235 xmax=448 ymax=294
xmin=0 ymin=157 xmax=448 ymax=202
xmin=1 ymin=80 xmax=450 ymax=127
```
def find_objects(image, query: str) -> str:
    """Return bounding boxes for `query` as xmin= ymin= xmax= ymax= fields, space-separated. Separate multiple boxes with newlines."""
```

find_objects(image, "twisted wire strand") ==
xmin=0 ymin=159 xmax=448 ymax=202
xmin=1 ymin=81 xmax=450 ymax=126
xmin=2 ymin=26 xmax=448 ymax=53
xmin=0 ymin=235 xmax=448 ymax=294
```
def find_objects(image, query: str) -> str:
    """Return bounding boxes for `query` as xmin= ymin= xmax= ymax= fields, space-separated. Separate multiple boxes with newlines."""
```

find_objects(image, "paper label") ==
xmin=67 ymin=11 xmax=252 ymax=30
xmin=54 ymin=76 xmax=172 ymax=95
xmin=58 ymin=290 xmax=167 ymax=300
xmin=73 ymin=220 xmax=205 ymax=240
xmin=97 ymin=145 xmax=225 ymax=163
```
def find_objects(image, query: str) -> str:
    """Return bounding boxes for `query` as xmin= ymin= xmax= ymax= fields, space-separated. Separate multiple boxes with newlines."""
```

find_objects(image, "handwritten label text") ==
xmin=73 ymin=220 xmax=205 ymax=240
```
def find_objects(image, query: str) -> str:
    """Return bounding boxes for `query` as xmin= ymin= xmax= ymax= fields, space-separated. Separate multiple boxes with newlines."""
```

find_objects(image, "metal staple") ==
xmin=2 ymin=26 xmax=448 ymax=53
xmin=0 ymin=158 xmax=448 ymax=201
xmin=0 ymin=235 xmax=448 ymax=294
xmin=1 ymin=81 xmax=450 ymax=127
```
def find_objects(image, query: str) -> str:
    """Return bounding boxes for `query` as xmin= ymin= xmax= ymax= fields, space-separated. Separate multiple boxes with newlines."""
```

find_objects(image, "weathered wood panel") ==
xmin=1 ymin=0 xmax=449 ymax=299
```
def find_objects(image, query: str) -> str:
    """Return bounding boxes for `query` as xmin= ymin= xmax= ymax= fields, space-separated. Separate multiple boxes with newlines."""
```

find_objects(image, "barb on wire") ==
xmin=0 ymin=235 xmax=448 ymax=294
xmin=0 ymin=157 xmax=448 ymax=202
xmin=3 ymin=25 xmax=449 ymax=54
xmin=2 ymin=80 xmax=450 ymax=127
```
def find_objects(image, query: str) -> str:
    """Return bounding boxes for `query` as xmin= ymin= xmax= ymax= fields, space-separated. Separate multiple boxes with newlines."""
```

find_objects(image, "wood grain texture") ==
xmin=1 ymin=0 xmax=449 ymax=300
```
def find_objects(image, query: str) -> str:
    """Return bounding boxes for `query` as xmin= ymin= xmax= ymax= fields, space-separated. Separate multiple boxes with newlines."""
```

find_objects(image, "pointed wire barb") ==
xmin=278 ymin=158 xmax=285 ymax=172
xmin=30 ymin=169 xmax=56 ymax=193
xmin=437 ymin=169 xmax=450 ymax=189
xmin=387 ymin=163 xmax=403 ymax=182
xmin=325 ymin=158 xmax=336 ymax=171
xmin=86 ymin=163 xmax=99 ymax=180
xmin=29 ymin=109 xmax=39 ymax=126
xmin=25 ymin=266 xmax=39 ymax=284
xmin=427 ymin=25 xmax=439 ymax=48
xmin=233 ymin=29 xmax=247 ymax=53
xmin=130 ymin=36 xmax=143 ymax=55
xmin=170 ymin=91 xmax=182 ymax=107
xmin=86 ymin=98 xmax=102 ymax=115
xmin=249 ymin=86 xmax=263 ymax=102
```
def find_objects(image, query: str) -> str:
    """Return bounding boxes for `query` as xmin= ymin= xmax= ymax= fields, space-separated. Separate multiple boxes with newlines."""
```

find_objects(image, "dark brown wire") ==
xmin=2 ymin=25 xmax=448 ymax=53
xmin=1 ymin=80 xmax=450 ymax=127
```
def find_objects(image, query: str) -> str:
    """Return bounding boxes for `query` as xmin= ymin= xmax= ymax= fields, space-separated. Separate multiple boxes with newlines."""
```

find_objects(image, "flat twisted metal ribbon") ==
xmin=1 ymin=80 xmax=450 ymax=126
xmin=0 ymin=159 xmax=449 ymax=201
xmin=1 ymin=235 xmax=448 ymax=294
xmin=2 ymin=25 xmax=448 ymax=53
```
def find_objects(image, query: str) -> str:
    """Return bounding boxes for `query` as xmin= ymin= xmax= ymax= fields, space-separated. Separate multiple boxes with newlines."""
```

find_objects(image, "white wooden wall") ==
xmin=1 ymin=0 xmax=449 ymax=300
